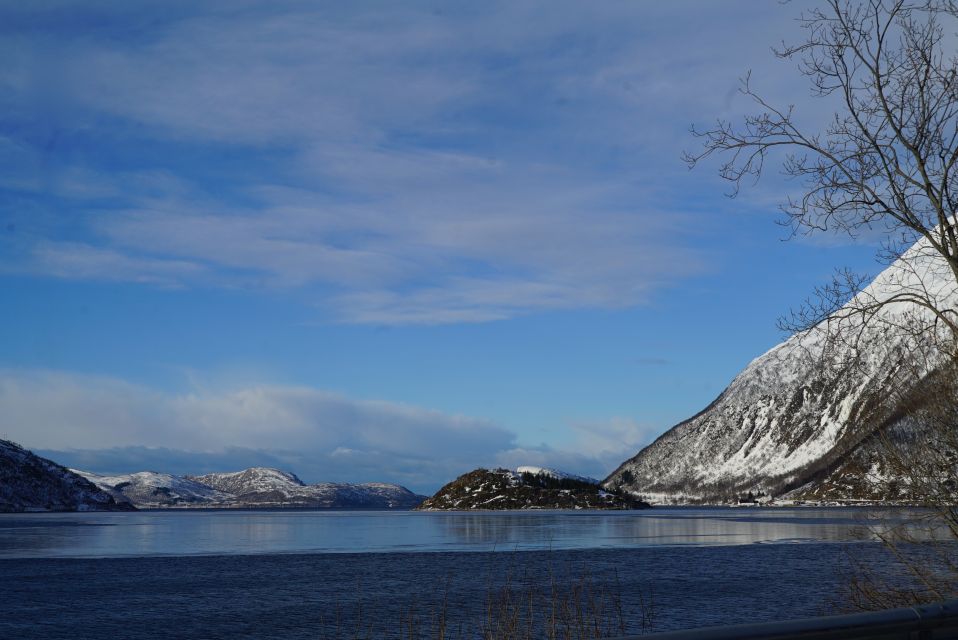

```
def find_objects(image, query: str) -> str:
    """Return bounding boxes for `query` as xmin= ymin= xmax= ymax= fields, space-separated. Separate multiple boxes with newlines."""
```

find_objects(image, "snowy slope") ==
xmin=70 ymin=466 xmax=425 ymax=509
xmin=605 ymin=239 xmax=957 ymax=503
xmin=516 ymin=466 xmax=599 ymax=484
xmin=3 ymin=443 xmax=424 ymax=510
xmin=188 ymin=467 xmax=306 ymax=496
xmin=77 ymin=470 xmax=234 ymax=508
xmin=0 ymin=440 xmax=131 ymax=512
xmin=189 ymin=468 xmax=425 ymax=508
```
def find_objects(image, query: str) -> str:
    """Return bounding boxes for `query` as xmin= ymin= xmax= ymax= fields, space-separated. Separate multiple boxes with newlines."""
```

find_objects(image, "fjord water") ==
xmin=1 ymin=508 xmax=906 ymax=639
xmin=0 ymin=507 xmax=888 ymax=558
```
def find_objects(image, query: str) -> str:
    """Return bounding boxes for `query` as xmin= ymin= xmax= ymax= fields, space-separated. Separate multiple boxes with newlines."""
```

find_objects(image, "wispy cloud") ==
xmin=494 ymin=418 xmax=659 ymax=481
xmin=632 ymin=357 xmax=670 ymax=367
xmin=9 ymin=162 xmax=706 ymax=323
xmin=0 ymin=1 xmax=809 ymax=324
xmin=26 ymin=241 xmax=205 ymax=286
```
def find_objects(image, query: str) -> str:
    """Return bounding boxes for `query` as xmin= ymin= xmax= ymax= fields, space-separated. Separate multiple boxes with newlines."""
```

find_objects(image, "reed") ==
xmin=315 ymin=555 xmax=654 ymax=639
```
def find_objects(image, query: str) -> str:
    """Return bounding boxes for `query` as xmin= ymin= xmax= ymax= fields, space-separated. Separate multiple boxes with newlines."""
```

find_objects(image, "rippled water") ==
xmin=0 ymin=508 xmax=917 ymax=639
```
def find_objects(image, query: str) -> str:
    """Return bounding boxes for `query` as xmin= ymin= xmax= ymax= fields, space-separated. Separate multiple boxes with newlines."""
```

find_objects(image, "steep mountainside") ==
xmin=606 ymin=240 xmax=957 ymax=503
xmin=0 ymin=440 xmax=132 ymax=512
xmin=418 ymin=468 xmax=650 ymax=510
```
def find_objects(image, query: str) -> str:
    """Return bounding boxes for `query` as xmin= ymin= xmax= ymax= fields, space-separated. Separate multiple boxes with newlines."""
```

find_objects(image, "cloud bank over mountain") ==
xmin=0 ymin=369 xmax=652 ymax=492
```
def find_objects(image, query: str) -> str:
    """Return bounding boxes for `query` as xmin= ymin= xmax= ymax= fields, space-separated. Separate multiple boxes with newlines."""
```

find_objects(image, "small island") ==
xmin=416 ymin=467 xmax=651 ymax=510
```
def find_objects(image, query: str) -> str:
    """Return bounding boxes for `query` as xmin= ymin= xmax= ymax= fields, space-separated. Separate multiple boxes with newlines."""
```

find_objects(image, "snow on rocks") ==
xmin=74 ymin=466 xmax=426 ymax=509
xmin=76 ymin=470 xmax=233 ymax=508
xmin=605 ymin=237 xmax=957 ymax=504
xmin=417 ymin=468 xmax=650 ymax=510
xmin=0 ymin=440 xmax=132 ymax=512
xmin=516 ymin=466 xmax=599 ymax=484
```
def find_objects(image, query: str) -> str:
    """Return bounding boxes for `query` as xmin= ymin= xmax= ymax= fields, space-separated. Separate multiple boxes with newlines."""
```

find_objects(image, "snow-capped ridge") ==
xmin=516 ymin=466 xmax=599 ymax=485
xmin=76 ymin=470 xmax=233 ymax=507
xmin=188 ymin=467 xmax=306 ymax=496
xmin=74 ymin=465 xmax=427 ymax=509
xmin=606 ymin=237 xmax=957 ymax=504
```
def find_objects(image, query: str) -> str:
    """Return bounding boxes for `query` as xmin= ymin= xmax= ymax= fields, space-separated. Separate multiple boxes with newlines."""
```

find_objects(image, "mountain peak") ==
xmin=187 ymin=467 xmax=305 ymax=495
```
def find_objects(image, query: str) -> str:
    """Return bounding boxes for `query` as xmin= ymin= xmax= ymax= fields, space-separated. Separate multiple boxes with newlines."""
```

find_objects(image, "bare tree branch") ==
xmin=684 ymin=1 xmax=958 ymax=345
xmin=686 ymin=0 xmax=958 ymax=609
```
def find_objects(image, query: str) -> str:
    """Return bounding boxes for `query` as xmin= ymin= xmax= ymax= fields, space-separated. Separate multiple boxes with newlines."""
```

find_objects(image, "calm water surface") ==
xmin=0 ymin=508 xmax=914 ymax=639
xmin=0 ymin=507 xmax=892 ymax=558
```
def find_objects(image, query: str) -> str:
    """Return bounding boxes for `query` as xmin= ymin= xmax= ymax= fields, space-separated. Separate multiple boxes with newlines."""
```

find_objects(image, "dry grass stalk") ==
xmin=315 ymin=556 xmax=653 ymax=639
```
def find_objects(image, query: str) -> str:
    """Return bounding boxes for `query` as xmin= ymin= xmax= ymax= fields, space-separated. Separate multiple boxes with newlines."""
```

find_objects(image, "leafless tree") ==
xmin=684 ymin=0 xmax=958 ymax=352
xmin=837 ymin=360 xmax=958 ymax=610
xmin=685 ymin=0 xmax=958 ymax=608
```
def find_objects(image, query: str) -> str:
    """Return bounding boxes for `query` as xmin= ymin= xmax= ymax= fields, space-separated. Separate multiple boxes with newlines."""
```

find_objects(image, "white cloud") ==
xmin=0 ymin=369 xmax=655 ymax=491
xmin=568 ymin=418 xmax=659 ymax=462
xmin=331 ymin=275 xmax=642 ymax=326
xmin=2 ymin=1 xmax=807 ymax=324
xmin=25 ymin=241 xmax=205 ymax=287
xmin=0 ymin=369 xmax=509 ymax=451
xmin=9 ymin=167 xmax=705 ymax=322
xmin=495 ymin=418 xmax=660 ymax=481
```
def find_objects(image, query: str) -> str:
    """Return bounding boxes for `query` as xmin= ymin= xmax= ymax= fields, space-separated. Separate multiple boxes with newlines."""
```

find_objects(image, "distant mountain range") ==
xmin=186 ymin=467 xmax=426 ymax=508
xmin=0 ymin=438 xmax=425 ymax=511
xmin=605 ymin=239 xmax=956 ymax=504
xmin=78 ymin=467 xmax=427 ymax=509
xmin=9 ymin=237 xmax=953 ymax=512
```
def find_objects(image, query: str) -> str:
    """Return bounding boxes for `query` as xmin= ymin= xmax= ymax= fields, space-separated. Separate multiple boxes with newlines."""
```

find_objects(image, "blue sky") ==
xmin=0 ymin=1 xmax=879 ymax=493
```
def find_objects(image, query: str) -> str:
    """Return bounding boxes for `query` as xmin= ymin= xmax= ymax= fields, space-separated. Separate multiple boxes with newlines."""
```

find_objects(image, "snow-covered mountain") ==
xmin=77 ymin=470 xmax=234 ymax=508
xmin=516 ymin=466 xmax=599 ymax=484
xmin=188 ymin=467 xmax=306 ymax=498
xmin=189 ymin=468 xmax=425 ymax=508
xmin=0 ymin=440 xmax=132 ymax=512
xmin=605 ymin=240 xmax=957 ymax=504
xmin=74 ymin=465 xmax=426 ymax=509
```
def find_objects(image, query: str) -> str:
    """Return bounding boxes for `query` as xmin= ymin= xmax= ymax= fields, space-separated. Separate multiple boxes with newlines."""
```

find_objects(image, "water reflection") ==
xmin=430 ymin=508 xmax=888 ymax=548
xmin=0 ymin=507 xmax=925 ymax=559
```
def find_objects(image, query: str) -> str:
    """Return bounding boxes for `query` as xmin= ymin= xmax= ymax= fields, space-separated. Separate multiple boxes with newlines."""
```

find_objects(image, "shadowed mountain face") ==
xmin=605 ymin=241 xmax=957 ymax=504
xmin=0 ymin=440 xmax=133 ymax=512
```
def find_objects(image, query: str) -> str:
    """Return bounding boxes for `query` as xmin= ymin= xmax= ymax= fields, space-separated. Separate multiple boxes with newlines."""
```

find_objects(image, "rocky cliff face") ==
xmin=0 ymin=440 xmax=132 ymax=512
xmin=605 ymin=240 xmax=957 ymax=504
xmin=418 ymin=468 xmax=650 ymax=510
